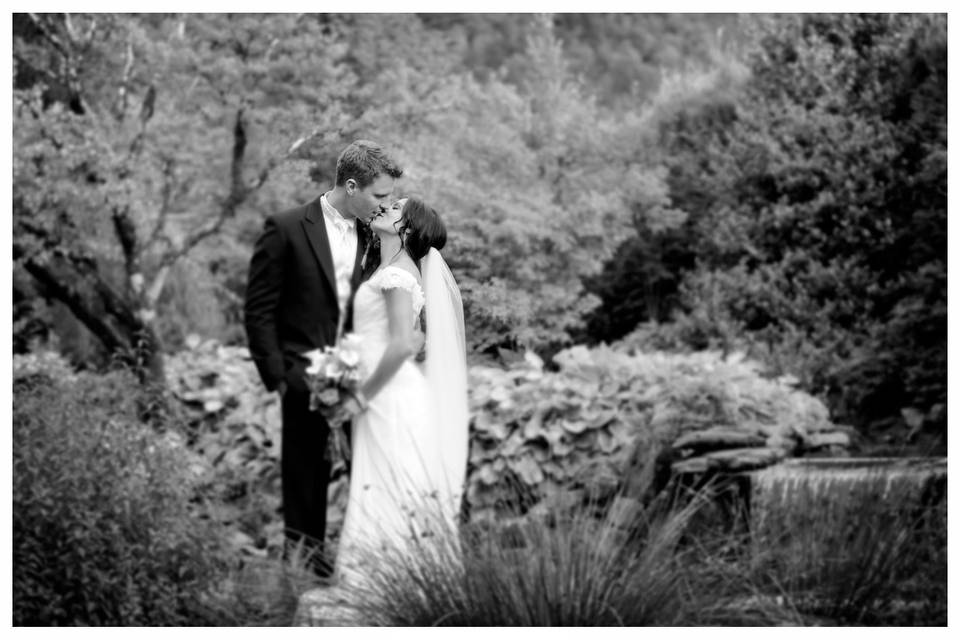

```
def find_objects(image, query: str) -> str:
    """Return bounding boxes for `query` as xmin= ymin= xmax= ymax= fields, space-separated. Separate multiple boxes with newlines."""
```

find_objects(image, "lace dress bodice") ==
xmin=351 ymin=265 xmax=425 ymax=371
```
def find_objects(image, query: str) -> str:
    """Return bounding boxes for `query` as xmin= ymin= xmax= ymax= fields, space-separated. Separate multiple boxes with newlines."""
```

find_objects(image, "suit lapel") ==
xmin=301 ymin=197 xmax=337 ymax=295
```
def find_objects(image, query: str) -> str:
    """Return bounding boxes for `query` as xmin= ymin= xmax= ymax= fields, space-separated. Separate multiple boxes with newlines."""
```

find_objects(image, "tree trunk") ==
xmin=18 ymin=248 xmax=166 ymax=387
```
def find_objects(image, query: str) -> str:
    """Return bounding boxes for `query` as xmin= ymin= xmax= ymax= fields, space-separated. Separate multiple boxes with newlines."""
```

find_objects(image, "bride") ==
xmin=334 ymin=197 xmax=468 ymax=589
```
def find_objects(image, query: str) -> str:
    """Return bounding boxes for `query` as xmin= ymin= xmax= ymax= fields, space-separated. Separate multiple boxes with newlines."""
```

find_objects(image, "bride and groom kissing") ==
xmin=244 ymin=139 xmax=468 ymax=588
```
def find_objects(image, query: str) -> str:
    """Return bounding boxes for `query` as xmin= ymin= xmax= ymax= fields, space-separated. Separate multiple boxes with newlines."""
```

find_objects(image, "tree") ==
xmin=603 ymin=14 xmax=946 ymax=444
xmin=353 ymin=15 xmax=682 ymax=356
xmin=13 ymin=14 xmax=355 ymax=382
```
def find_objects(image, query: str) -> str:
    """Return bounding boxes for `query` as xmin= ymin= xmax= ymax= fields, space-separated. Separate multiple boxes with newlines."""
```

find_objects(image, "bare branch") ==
xmin=147 ymin=156 xmax=176 ymax=247
xmin=250 ymin=159 xmax=279 ymax=192
xmin=125 ymin=83 xmax=155 ymax=159
xmin=111 ymin=204 xmax=139 ymax=276
xmin=83 ymin=17 xmax=98 ymax=44
xmin=115 ymin=40 xmax=135 ymax=121
xmin=19 ymin=249 xmax=134 ymax=354
xmin=146 ymin=265 xmax=171 ymax=306
xmin=62 ymin=13 xmax=78 ymax=42
xmin=230 ymin=106 xmax=247 ymax=194
xmin=28 ymin=14 xmax=70 ymax=58
xmin=157 ymin=107 xmax=248 ymax=268
xmin=212 ymin=280 xmax=244 ymax=307
xmin=159 ymin=202 xmax=229 ymax=269
xmin=151 ymin=106 xmax=293 ymax=287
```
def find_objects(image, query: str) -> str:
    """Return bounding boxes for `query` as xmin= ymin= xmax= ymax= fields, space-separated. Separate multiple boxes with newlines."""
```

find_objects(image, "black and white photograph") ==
xmin=7 ymin=6 xmax=951 ymax=627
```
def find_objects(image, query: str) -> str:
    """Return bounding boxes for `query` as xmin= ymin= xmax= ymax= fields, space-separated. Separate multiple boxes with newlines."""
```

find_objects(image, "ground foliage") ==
xmin=12 ymin=354 xmax=230 ymax=625
xmin=116 ymin=338 xmax=842 ymax=557
xmin=312 ymin=465 xmax=945 ymax=626
xmin=164 ymin=337 xmax=351 ymax=557
xmin=15 ymin=346 xmax=941 ymax=626
xmin=328 ymin=493 xmax=796 ymax=626
xmin=467 ymin=343 xmax=840 ymax=522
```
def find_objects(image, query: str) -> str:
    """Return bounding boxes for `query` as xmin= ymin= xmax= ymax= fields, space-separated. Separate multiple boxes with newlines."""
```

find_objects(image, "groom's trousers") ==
xmin=280 ymin=386 xmax=333 ymax=575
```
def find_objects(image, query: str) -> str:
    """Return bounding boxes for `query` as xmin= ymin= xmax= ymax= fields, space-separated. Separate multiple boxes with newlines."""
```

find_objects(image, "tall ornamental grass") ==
xmin=323 ymin=489 xmax=794 ymax=626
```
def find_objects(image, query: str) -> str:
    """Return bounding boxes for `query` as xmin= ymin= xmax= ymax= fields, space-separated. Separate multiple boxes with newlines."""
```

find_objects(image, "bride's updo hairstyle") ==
xmin=398 ymin=198 xmax=447 ymax=263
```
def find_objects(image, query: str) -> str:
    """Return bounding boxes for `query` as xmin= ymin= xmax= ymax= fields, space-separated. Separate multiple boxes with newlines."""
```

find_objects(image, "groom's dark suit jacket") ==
xmin=244 ymin=196 xmax=376 ymax=393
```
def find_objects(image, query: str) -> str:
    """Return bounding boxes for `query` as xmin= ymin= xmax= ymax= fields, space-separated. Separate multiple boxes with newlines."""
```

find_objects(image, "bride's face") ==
xmin=369 ymin=197 xmax=407 ymax=236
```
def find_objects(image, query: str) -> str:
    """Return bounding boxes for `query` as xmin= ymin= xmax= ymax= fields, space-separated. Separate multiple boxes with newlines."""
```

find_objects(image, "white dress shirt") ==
xmin=320 ymin=193 xmax=358 ymax=335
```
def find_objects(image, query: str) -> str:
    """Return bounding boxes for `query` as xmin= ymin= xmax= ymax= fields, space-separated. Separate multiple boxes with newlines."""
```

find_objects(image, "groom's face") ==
xmin=345 ymin=174 xmax=396 ymax=223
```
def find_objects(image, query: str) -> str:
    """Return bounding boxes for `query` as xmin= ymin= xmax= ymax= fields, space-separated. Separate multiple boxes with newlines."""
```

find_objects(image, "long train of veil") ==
xmin=420 ymin=247 xmax=468 ymax=521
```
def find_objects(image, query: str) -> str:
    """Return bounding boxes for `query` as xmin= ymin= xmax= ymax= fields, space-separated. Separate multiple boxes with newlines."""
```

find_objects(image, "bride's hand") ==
xmin=342 ymin=390 xmax=369 ymax=416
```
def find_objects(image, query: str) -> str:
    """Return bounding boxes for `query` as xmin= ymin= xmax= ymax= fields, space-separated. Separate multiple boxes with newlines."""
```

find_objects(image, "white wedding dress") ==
xmin=335 ymin=263 xmax=466 ymax=590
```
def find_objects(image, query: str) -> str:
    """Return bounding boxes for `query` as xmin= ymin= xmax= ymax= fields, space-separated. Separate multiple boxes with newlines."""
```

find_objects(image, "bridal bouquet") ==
xmin=303 ymin=333 xmax=365 ymax=468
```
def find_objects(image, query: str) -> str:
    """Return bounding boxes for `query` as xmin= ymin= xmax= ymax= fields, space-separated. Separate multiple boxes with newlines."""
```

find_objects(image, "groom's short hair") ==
xmin=335 ymin=140 xmax=403 ymax=188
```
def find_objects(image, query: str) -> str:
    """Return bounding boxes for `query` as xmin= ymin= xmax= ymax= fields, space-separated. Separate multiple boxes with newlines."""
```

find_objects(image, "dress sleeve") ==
xmin=375 ymin=266 xmax=425 ymax=315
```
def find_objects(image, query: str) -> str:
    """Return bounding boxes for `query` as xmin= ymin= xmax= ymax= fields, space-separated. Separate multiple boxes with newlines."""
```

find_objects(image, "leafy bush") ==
xmin=13 ymin=359 xmax=232 ymax=625
xmin=467 ymin=344 xmax=839 ymax=522
xmin=165 ymin=337 xmax=284 ymax=549
xmin=165 ymin=338 xmax=351 ymax=556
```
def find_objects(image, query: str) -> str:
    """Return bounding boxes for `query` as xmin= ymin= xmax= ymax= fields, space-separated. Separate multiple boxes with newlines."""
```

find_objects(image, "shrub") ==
xmin=13 ymin=362 xmax=232 ymax=625
xmin=467 ymin=344 xmax=839 ymax=521
xmin=165 ymin=338 xmax=286 ymax=553
xmin=164 ymin=338 xmax=351 ymax=557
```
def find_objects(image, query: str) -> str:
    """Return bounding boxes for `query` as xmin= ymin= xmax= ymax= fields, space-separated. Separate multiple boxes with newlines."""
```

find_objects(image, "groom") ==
xmin=244 ymin=139 xmax=403 ymax=576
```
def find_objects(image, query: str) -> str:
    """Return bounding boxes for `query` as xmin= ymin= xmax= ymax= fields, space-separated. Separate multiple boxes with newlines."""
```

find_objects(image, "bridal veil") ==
xmin=421 ymin=247 xmax=468 ymax=519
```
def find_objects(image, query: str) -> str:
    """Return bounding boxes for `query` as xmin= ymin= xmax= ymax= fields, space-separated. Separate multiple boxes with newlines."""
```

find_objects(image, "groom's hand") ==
xmin=413 ymin=329 xmax=426 ymax=362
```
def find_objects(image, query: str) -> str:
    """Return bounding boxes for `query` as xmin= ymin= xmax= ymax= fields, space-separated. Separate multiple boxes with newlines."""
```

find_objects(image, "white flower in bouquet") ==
xmin=304 ymin=348 xmax=332 ymax=377
xmin=323 ymin=360 xmax=342 ymax=380
xmin=302 ymin=333 xmax=366 ymax=470
xmin=337 ymin=348 xmax=360 ymax=369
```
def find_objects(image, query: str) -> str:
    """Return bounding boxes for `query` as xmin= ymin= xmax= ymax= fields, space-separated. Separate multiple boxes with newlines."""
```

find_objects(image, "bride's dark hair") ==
xmin=398 ymin=198 xmax=447 ymax=263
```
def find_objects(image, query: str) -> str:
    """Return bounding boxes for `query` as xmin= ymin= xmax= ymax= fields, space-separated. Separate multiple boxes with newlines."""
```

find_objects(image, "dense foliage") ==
xmin=467 ymin=344 xmax=841 ymax=521
xmin=161 ymin=339 xmax=841 ymax=549
xmin=587 ymin=14 xmax=946 ymax=447
xmin=13 ymin=13 xmax=720 ymax=366
xmin=164 ymin=337 xmax=348 ymax=556
xmin=12 ymin=13 xmax=947 ymax=625
xmin=15 ymin=342 xmax=941 ymax=626
xmin=12 ymin=356 xmax=229 ymax=625
xmin=15 ymin=13 xmax=944 ymax=444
